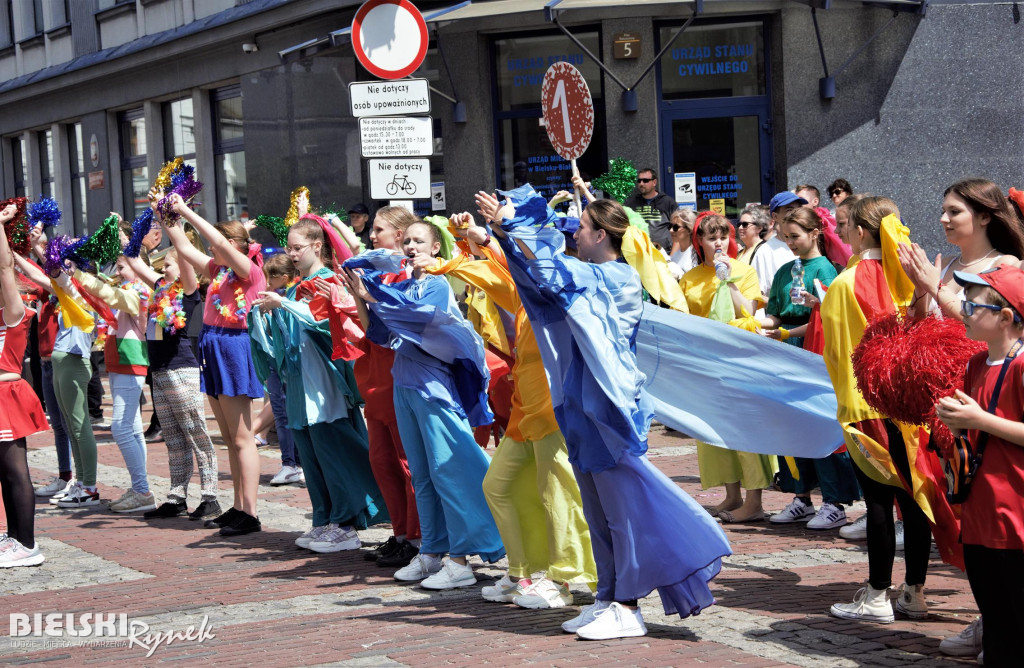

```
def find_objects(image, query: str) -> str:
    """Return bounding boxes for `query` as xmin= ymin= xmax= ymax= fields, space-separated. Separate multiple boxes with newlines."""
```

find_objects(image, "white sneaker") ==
xmin=48 ymin=479 xmax=79 ymax=504
xmin=807 ymin=503 xmax=848 ymax=530
xmin=893 ymin=583 xmax=928 ymax=619
xmin=394 ymin=554 xmax=442 ymax=582
xmin=35 ymin=477 xmax=68 ymax=497
xmin=57 ymin=484 xmax=101 ymax=508
xmin=513 ymin=578 xmax=573 ymax=609
xmin=562 ymin=600 xmax=612 ymax=633
xmin=829 ymin=585 xmax=894 ymax=623
xmin=940 ymin=618 xmax=983 ymax=656
xmin=839 ymin=514 xmax=867 ymax=540
xmin=109 ymin=490 xmax=157 ymax=513
xmin=308 ymin=524 xmax=361 ymax=553
xmin=0 ymin=536 xmax=45 ymax=568
xmin=770 ymin=497 xmax=815 ymax=523
xmin=894 ymin=520 xmax=905 ymax=550
xmin=420 ymin=558 xmax=476 ymax=590
xmin=270 ymin=466 xmax=304 ymax=486
xmin=481 ymin=575 xmax=529 ymax=603
xmin=576 ymin=602 xmax=648 ymax=640
xmin=295 ymin=525 xmax=328 ymax=549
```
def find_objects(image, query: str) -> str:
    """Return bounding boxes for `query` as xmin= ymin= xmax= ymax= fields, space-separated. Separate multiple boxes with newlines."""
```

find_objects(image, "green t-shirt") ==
xmin=767 ymin=255 xmax=837 ymax=347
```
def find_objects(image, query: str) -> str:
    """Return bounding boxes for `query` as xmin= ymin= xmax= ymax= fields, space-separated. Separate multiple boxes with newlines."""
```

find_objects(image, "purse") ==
xmin=944 ymin=338 xmax=1023 ymax=503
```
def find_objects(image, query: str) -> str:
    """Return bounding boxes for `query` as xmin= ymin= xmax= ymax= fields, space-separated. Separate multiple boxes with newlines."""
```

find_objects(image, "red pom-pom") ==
xmin=852 ymin=314 xmax=986 ymax=425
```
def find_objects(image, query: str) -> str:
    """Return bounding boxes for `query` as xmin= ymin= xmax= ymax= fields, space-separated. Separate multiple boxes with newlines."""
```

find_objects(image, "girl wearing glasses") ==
xmin=898 ymin=179 xmax=1024 ymax=320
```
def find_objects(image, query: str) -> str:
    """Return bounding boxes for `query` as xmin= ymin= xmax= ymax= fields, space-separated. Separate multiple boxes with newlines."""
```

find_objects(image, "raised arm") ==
xmin=167 ymin=194 xmax=252 ymax=279
xmin=13 ymin=253 xmax=54 ymax=294
xmin=74 ymin=269 xmax=141 ymax=316
xmin=124 ymin=254 xmax=160 ymax=289
xmin=0 ymin=204 xmax=24 ymax=325
xmin=161 ymin=202 xmax=213 ymax=280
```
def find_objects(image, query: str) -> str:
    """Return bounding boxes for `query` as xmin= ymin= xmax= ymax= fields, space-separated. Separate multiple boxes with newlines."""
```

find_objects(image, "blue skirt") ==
xmin=198 ymin=325 xmax=264 ymax=399
xmin=574 ymin=453 xmax=731 ymax=617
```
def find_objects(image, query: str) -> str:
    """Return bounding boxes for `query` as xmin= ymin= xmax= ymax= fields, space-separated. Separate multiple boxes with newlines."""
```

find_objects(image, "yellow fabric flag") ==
xmin=50 ymin=279 xmax=95 ymax=334
xmin=621 ymin=226 xmax=689 ymax=313
xmin=880 ymin=214 xmax=915 ymax=311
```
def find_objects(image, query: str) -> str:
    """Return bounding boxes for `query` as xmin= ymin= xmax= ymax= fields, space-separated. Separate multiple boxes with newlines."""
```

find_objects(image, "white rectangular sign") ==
xmin=368 ymin=158 xmax=431 ymax=200
xmin=359 ymin=116 xmax=433 ymax=158
xmin=430 ymin=182 xmax=446 ymax=211
xmin=674 ymin=172 xmax=697 ymax=207
xmin=349 ymin=79 xmax=431 ymax=118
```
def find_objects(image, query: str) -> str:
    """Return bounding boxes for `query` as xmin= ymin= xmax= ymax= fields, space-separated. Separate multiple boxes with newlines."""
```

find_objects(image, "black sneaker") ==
xmin=190 ymin=499 xmax=223 ymax=521
xmin=364 ymin=536 xmax=400 ymax=562
xmin=144 ymin=501 xmax=187 ymax=519
xmin=376 ymin=540 xmax=419 ymax=568
xmin=219 ymin=512 xmax=261 ymax=536
xmin=204 ymin=507 xmax=241 ymax=529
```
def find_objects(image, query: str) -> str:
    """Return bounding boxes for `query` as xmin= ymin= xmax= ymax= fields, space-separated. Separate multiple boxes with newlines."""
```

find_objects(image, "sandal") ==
xmin=718 ymin=510 xmax=766 ymax=524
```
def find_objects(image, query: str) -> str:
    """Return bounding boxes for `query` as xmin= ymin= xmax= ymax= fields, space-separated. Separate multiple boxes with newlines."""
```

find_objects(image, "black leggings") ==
xmin=852 ymin=420 xmax=932 ymax=590
xmin=964 ymin=544 xmax=1024 ymax=666
xmin=0 ymin=438 xmax=35 ymax=546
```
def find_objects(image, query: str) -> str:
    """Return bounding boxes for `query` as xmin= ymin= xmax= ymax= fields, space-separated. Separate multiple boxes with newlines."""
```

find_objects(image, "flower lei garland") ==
xmin=150 ymin=279 xmax=187 ymax=333
xmin=210 ymin=267 xmax=247 ymax=324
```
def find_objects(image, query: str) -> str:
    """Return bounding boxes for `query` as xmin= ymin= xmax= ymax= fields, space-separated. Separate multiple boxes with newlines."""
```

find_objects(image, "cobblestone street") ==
xmin=0 ymin=396 xmax=980 ymax=666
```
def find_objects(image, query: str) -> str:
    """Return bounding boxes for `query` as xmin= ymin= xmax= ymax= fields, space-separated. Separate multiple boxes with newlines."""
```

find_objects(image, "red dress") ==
xmin=0 ymin=308 xmax=48 ymax=441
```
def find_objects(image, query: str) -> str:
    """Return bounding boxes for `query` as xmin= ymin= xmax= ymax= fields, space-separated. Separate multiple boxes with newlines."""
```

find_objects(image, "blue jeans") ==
xmin=41 ymin=360 xmax=72 ymax=474
xmin=109 ymin=372 xmax=149 ymax=494
xmin=266 ymin=369 xmax=298 ymax=467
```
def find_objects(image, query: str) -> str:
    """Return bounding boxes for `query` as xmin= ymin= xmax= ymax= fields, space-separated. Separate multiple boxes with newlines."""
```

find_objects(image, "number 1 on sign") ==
xmin=552 ymin=79 xmax=573 ymax=144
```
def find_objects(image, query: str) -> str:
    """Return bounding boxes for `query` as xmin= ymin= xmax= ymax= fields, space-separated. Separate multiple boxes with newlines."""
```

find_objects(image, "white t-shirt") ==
xmin=750 ymin=235 xmax=795 ymax=296
xmin=670 ymin=247 xmax=699 ymax=275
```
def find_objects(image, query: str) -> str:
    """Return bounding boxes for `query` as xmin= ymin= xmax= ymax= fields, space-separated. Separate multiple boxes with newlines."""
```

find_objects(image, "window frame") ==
xmin=211 ymin=85 xmax=245 ymax=221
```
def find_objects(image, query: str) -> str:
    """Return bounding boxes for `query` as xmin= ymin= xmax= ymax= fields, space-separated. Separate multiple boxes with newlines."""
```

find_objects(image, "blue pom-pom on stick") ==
xmin=123 ymin=208 xmax=152 ymax=258
xmin=28 ymin=196 xmax=62 ymax=229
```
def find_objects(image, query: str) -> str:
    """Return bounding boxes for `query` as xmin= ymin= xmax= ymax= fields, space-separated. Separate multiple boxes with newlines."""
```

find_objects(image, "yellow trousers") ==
xmin=697 ymin=442 xmax=776 ymax=490
xmin=482 ymin=431 xmax=597 ymax=585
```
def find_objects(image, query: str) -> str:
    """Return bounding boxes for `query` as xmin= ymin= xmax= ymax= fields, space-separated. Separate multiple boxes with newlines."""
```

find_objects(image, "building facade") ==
xmin=0 ymin=0 xmax=1018 ymax=255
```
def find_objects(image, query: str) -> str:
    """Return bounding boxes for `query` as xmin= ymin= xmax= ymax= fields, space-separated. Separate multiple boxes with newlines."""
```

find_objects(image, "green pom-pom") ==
xmin=592 ymin=158 xmax=638 ymax=204
xmin=76 ymin=214 xmax=123 ymax=267
xmin=253 ymin=215 xmax=289 ymax=246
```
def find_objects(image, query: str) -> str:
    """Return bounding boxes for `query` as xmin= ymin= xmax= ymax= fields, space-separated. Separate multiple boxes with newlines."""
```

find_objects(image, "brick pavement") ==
xmin=0 ymin=393 xmax=982 ymax=667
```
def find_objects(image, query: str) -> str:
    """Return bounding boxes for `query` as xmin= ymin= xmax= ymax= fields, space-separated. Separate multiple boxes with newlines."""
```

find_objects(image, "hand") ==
xmin=167 ymin=193 xmax=189 ymax=217
xmin=475 ymin=191 xmax=502 ymax=223
xmin=253 ymin=291 xmax=283 ymax=313
xmin=313 ymin=277 xmax=334 ymax=299
xmin=800 ymin=290 xmax=821 ymax=309
xmin=409 ymin=253 xmax=439 ymax=272
xmin=297 ymin=192 xmax=309 ymax=217
xmin=935 ymin=390 xmax=986 ymax=431
xmin=450 ymin=212 xmax=474 ymax=235
xmin=340 ymin=267 xmax=375 ymax=303
xmin=897 ymin=242 xmax=942 ymax=297
xmin=148 ymin=188 xmax=163 ymax=209
xmin=549 ymin=190 xmax=572 ymax=207
xmin=29 ymin=226 xmax=44 ymax=249
xmin=763 ymin=329 xmax=784 ymax=340
xmin=570 ymin=175 xmax=589 ymax=192
xmin=0 ymin=203 xmax=17 ymax=224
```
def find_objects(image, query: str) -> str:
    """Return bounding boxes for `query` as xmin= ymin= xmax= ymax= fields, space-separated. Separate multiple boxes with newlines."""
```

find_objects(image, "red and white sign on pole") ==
xmin=352 ymin=0 xmax=428 ymax=80
xmin=541 ymin=62 xmax=594 ymax=212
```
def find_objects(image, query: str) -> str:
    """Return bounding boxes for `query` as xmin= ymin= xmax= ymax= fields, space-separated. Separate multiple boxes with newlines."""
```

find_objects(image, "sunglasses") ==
xmin=636 ymin=178 xmax=655 ymax=184
xmin=669 ymin=224 xmax=683 ymax=232
xmin=830 ymin=190 xmax=844 ymax=197
xmin=962 ymin=299 xmax=1021 ymax=321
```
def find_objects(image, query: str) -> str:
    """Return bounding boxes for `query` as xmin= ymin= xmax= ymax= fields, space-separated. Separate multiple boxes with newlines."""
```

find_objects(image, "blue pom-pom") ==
xmin=123 ymin=208 xmax=152 ymax=258
xmin=169 ymin=164 xmax=195 ymax=189
xmin=28 ymin=196 xmax=62 ymax=228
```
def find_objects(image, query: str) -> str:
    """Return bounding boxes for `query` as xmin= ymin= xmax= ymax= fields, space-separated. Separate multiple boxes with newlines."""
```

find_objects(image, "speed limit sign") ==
xmin=540 ymin=62 xmax=594 ymax=162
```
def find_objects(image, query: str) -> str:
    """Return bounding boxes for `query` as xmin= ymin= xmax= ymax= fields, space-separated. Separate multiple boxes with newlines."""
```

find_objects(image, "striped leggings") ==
xmin=152 ymin=367 xmax=218 ymax=502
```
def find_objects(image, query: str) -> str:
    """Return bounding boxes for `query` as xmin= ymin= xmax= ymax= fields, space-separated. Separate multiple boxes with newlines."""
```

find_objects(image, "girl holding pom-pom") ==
xmin=163 ymin=193 xmax=266 ymax=537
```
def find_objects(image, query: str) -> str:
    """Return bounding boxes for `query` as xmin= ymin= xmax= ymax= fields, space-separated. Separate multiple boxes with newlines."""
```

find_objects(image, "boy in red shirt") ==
xmin=936 ymin=265 xmax=1024 ymax=665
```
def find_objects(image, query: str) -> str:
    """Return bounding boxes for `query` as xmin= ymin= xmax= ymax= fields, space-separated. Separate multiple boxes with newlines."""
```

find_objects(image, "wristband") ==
xmin=779 ymin=328 xmax=790 ymax=341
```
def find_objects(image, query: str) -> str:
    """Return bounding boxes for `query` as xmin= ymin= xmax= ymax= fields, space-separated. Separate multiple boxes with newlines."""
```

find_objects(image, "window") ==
xmin=657 ymin=22 xmax=766 ymax=101
xmin=69 ymin=123 xmax=87 ymax=234
xmin=32 ymin=0 xmax=43 ymax=34
xmin=38 ymin=129 xmax=53 ymax=198
xmin=492 ymin=32 xmax=607 ymax=200
xmin=119 ymin=108 xmax=148 ymax=220
xmin=163 ymin=97 xmax=196 ymax=164
xmin=4 ymin=0 xmax=13 ymax=46
xmin=11 ymin=136 xmax=26 ymax=197
xmin=212 ymin=86 xmax=245 ymax=221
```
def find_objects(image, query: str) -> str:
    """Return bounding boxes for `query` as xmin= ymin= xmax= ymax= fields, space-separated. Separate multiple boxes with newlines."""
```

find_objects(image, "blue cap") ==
xmin=768 ymin=192 xmax=808 ymax=212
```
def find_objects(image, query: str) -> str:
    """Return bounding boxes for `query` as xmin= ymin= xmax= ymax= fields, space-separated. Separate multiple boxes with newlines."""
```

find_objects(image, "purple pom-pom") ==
xmin=28 ymin=196 xmax=62 ymax=228
xmin=44 ymin=235 xmax=72 ymax=275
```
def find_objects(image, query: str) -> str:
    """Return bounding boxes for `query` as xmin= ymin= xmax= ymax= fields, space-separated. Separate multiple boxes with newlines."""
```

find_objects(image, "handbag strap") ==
xmin=972 ymin=337 xmax=1024 ymax=463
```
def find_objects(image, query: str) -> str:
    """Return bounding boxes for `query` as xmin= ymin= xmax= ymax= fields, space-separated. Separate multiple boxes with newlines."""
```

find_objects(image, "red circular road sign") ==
xmin=352 ymin=0 xmax=429 ymax=80
xmin=540 ymin=62 xmax=594 ymax=161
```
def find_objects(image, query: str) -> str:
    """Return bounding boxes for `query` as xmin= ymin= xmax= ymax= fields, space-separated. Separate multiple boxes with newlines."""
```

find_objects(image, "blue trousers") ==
xmin=266 ymin=369 xmax=297 ymax=467
xmin=775 ymin=452 xmax=861 ymax=505
xmin=393 ymin=386 xmax=504 ymax=562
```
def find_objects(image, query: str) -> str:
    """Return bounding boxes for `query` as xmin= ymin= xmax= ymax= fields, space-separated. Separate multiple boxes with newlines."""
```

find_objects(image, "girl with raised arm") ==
xmin=163 ymin=194 xmax=266 ymax=536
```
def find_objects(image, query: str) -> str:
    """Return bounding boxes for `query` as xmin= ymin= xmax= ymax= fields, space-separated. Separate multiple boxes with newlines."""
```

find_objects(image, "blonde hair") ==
xmin=849 ymin=196 xmax=900 ymax=243
xmin=214 ymin=220 xmax=251 ymax=254
xmin=374 ymin=206 xmax=419 ymax=233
